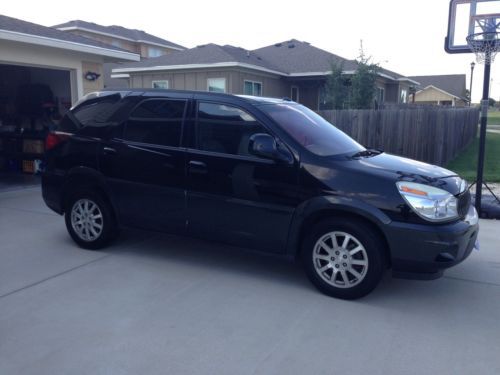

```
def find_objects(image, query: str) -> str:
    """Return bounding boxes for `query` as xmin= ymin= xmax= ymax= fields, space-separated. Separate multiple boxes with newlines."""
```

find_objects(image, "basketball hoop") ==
xmin=466 ymin=32 xmax=500 ymax=63
xmin=445 ymin=1 xmax=500 ymax=216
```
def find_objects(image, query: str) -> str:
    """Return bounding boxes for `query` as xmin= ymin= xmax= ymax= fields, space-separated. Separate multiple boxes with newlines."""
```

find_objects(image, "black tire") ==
xmin=301 ymin=217 xmax=386 ymax=300
xmin=64 ymin=190 xmax=118 ymax=250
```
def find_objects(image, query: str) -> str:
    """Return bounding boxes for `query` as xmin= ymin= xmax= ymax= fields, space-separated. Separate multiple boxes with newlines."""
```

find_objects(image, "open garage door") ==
xmin=0 ymin=63 xmax=75 ymax=185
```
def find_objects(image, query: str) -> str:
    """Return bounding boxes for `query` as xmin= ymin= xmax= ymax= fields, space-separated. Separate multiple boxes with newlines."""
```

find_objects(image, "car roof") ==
xmin=84 ymin=89 xmax=293 ymax=107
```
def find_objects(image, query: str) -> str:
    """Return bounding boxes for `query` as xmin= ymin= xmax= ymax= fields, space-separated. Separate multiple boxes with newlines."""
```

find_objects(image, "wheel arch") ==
xmin=61 ymin=167 xmax=118 ymax=221
xmin=286 ymin=197 xmax=392 ymax=267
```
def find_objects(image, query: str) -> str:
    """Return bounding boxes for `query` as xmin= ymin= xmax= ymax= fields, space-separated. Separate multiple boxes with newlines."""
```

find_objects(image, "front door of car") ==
xmin=186 ymin=101 xmax=299 ymax=253
xmin=99 ymin=97 xmax=188 ymax=233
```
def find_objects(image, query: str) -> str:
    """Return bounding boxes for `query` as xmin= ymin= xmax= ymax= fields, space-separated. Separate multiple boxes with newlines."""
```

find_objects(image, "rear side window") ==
xmin=196 ymin=102 xmax=268 ymax=156
xmin=124 ymin=99 xmax=186 ymax=147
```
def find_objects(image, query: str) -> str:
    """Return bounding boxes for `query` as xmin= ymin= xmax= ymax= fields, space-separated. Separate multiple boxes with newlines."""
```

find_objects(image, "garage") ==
xmin=0 ymin=64 xmax=75 ymax=177
xmin=0 ymin=14 xmax=139 ymax=185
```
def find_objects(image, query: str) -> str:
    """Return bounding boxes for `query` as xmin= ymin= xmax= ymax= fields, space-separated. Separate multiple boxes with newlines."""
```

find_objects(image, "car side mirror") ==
xmin=249 ymin=133 xmax=293 ymax=163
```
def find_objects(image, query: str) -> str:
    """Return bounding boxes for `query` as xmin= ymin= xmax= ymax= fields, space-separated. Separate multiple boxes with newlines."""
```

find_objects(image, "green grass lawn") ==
xmin=447 ymin=132 xmax=500 ymax=182
xmin=487 ymin=111 xmax=500 ymax=125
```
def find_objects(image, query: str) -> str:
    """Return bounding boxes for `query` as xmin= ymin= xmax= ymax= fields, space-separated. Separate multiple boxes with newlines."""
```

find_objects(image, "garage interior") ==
xmin=0 ymin=63 xmax=73 ymax=182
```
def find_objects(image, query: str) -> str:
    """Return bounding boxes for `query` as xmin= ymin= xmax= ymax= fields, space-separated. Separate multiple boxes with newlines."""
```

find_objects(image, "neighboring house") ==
xmin=53 ymin=20 xmax=186 ymax=88
xmin=408 ymin=74 xmax=468 ymax=107
xmin=112 ymin=39 xmax=418 ymax=110
xmin=0 ymin=14 xmax=139 ymax=107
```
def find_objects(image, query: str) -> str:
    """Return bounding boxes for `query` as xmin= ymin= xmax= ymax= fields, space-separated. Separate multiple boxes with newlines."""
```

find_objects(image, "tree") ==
xmin=488 ymin=97 xmax=496 ymax=107
xmin=465 ymin=89 xmax=471 ymax=104
xmin=324 ymin=62 xmax=349 ymax=109
xmin=350 ymin=42 xmax=380 ymax=109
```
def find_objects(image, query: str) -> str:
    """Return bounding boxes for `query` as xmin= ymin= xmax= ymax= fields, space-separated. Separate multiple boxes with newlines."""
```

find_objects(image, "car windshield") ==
xmin=260 ymin=103 xmax=365 ymax=156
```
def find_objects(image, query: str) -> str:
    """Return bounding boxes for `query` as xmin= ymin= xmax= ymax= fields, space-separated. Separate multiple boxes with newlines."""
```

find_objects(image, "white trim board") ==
xmin=113 ymin=62 xmax=286 ymax=76
xmin=113 ymin=62 xmax=415 ymax=83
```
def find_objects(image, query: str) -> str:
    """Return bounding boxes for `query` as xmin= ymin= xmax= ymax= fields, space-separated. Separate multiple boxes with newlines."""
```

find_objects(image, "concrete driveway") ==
xmin=1 ymin=187 xmax=499 ymax=375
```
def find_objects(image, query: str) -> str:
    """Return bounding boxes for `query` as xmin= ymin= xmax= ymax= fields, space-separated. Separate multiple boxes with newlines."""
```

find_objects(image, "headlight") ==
xmin=396 ymin=181 xmax=459 ymax=222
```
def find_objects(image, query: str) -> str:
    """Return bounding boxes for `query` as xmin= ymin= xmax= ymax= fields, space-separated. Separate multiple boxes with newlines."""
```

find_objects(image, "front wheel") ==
xmin=301 ymin=218 xmax=386 ymax=300
xmin=64 ymin=191 xmax=118 ymax=250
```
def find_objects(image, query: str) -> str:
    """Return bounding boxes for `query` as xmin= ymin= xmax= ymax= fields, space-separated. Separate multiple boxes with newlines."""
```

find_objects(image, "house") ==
xmin=407 ymin=74 xmax=468 ymax=106
xmin=0 ymin=14 xmax=139 ymax=177
xmin=53 ymin=20 xmax=186 ymax=89
xmin=112 ymin=39 xmax=418 ymax=110
xmin=0 ymin=14 xmax=139 ymax=106
xmin=53 ymin=20 xmax=186 ymax=58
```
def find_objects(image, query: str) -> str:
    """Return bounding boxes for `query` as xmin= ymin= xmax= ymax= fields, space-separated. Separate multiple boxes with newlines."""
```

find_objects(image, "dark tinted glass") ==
xmin=197 ymin=102 xmax=268 ymax=156
xmin=124 ymin=99 xmax=186 ymax=147
xmin=60 ymin=94 xmax=122 ymax=132
xmin=260 ymin=103 xmax=364 ymax=156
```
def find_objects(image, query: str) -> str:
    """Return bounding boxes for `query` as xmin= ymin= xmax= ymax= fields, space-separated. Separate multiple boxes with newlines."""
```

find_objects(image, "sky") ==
xmin=3 ymin=0 xmax=500 ymax=102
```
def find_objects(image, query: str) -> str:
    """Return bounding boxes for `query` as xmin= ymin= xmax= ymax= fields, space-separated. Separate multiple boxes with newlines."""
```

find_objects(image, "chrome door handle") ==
xmin=188 ymin=160 xmax=207 ymax=174
xmin=103 ymin=147 xmax=117 ymax=155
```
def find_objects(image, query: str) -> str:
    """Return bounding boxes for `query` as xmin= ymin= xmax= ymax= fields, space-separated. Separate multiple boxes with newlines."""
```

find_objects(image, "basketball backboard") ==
xmin=445 ymin=0 xmax=500 ymax=54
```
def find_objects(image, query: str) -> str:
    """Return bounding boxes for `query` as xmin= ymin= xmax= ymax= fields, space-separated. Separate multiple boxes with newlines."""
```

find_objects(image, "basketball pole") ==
xmin=475 ymin=50 xmax=491 ymax=215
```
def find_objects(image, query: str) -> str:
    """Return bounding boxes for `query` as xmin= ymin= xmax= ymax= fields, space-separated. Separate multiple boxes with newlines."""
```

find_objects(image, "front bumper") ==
xmin=385 ymin=206 xmax=479 ymax=280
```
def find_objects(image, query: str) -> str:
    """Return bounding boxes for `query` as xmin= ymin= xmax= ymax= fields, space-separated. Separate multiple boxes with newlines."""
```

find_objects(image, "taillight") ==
xmin=45 ymin=132 xmax=71 ymax=151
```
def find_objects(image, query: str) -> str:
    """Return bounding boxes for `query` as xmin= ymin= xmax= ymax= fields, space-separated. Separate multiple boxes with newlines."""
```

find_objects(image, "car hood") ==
xmin=344 ymin=152 xmax=465 ymax=195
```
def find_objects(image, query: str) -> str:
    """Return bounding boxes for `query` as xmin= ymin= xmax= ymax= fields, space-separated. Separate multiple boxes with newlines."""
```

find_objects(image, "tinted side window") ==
xmin=196 ymin=102 xmax=268 ymax=156
xmin=124 ymin=99 xmax=186 ymax=147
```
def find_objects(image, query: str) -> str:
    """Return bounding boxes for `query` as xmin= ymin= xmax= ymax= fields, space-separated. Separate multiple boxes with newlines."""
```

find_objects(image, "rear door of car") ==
xmin=99 ymin=94 xmax=189 ymax=233
xmin=185 ymin=98 xmax=299 ymax=253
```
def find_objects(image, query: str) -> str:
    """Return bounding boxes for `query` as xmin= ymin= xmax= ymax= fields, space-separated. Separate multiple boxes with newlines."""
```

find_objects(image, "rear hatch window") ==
xmin=58 ymin=93 xmax=122 ymax=133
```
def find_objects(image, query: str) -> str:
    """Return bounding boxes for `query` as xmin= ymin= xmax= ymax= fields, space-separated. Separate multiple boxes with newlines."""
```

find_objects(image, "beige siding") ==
xmin=173 ymin=74 xmax=185 ymax=89
xmin=231 ymin=70 xmax=288 ymax=97
xmin=415 ymin=87 xmax=456 ymax=102
xmin=128 ymin=68 xmax=287 ymax=98
xmin=81 ymin=61 xmax=104 ymax=95
xmin=185 ymin=74 xmax=196 ymax=90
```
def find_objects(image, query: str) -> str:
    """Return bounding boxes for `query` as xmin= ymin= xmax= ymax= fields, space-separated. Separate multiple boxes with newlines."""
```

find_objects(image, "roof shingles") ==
xmin=408 ymin=74 xmax=467 ymax=99
xmin=115 ymin=38 xmax=412 ymax=81
xmin=53 ymin=20 xmax=186 ymax=50
xmin=0 ymin=14 xmax=130 ymax=53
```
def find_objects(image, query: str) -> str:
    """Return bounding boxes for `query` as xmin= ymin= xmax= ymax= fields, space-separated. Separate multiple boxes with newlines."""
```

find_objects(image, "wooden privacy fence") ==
xmin=316 ymin=107 xmax=479 ymax=166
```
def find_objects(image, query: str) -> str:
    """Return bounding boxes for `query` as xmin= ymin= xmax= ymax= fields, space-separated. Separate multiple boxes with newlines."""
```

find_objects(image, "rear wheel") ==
xmin=65 ymin=190 xmax=117 ymax=250
xmin=301 ymin=218 xmax=385 ymax=300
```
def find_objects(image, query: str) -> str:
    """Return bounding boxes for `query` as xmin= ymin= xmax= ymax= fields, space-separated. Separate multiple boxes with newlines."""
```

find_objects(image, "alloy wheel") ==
xmin=70 ymin=199 xmax=104 ymax=242
xmin=312 ymin=231 xmax=369 ymax=288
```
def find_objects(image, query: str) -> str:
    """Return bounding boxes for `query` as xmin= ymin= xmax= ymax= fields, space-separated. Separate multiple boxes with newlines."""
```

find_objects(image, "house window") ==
xmin=377 ymin=87 xmax=385 ymax=104
xmin=291 ymin=86 xmax=299 ymax=102
xmin=148 ymin=47 xmax=164 ymax=58
xmin=152 ymin=80 xmax=169 ymax=89
xmin=207 ymin=78 xmax=226 ymax=93
xmin=244 ymin=80 xmax=262 ymax=96
xmin=400 ymin=89 xmax=408 ymax=103
xmin=111 ymin=40 xmax=122 ymax=48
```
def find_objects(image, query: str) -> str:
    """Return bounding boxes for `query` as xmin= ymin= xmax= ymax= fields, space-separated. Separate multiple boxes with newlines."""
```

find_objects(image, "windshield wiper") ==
xmin=351 ymin=149 xmax=383 ymax=158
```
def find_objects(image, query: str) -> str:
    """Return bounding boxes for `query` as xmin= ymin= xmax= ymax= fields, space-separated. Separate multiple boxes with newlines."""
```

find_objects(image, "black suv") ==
xmin=42 ymin=90 xmax=479 ymax=299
